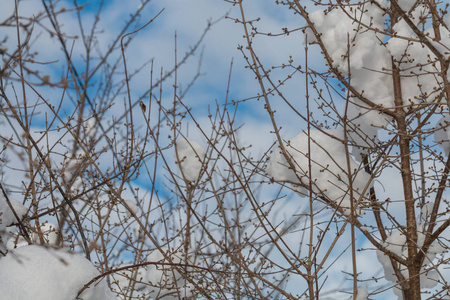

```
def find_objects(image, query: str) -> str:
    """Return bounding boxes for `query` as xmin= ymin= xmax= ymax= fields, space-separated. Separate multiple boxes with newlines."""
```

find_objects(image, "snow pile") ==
xmin=175 ymin=138 xmax=205 ymax=182
xmin=376 ymin=229 xmax=444 ymax=299
xmin=0 ymin=245 xmax=113 ymax=300
xmin=267 ymin=129 xmax=370 ymax=215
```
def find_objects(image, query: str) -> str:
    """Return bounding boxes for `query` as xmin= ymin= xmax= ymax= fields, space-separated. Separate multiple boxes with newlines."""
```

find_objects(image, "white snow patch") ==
xmin=0 ymin=245 xmax=113 ymax=300
xmin=112 ymin=267 xmax=148 ymax=298
xmin=0 ymin=193 xmax=27 ymax=250
xmin=0 ymin=44 xmax=7 ymax=54
xmin=124 ymin=200 xmax=139 ymax=217
xmin=0 ymin=194 xmax=26 ymax=231
xmin=434 ymin=115 xmax=450 ymax=155
xmin=32 ymin=222 xmax=59 ymax=246
xmin=175 ymin=138 xmax=205 ymax=182
xmin=376 ymin=228 xmax=443 ymax=298
xmin=146 ymin=248 xmax=194 ymax=299
xmin=6 ymin=234 xmax=28 ymax=250
xmin=350 ymin=285 xmax=368 ymax=300
xmin=85 ymin=118 xmax=97 ymax=138
xmin=267 ymin=129 xmax=370 ymax=215
xmin=63 ymin=151 xmax=86 ymax=184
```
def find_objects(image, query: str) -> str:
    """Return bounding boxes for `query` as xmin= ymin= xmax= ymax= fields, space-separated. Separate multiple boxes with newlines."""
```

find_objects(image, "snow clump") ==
xmin=0 ymin=245 xmax=114 ymax=300
xmin=145 ymin=248 xmax=194 ymax=299
xmin=62 ymin=151 xmax=86 ymax=184
xmin=84 ymin=117 xmax=97 ymax=138
xmin=175 ymin=138 xmax=205 ymax=182
xmin=387 ymin=3 xmax=443 ymax=106
xmin=350 ymin=285 xmax=368 ymax=300
xmin=31 ymin=222 xmax=59 ymax=245
xmin=112 ymin=267 xmax=148 ymax=299
xmin=0 ymin=44 xmax=7 ymax=55
xmin=305 ymin=1 xmax=393 ymax=155
xmin=376 ymin=229 xmax=444 ymax=298
xmin=0 ymin=194 xmax=26 ymax=232
xmin=434 ymin=115 xmax=450 ymax=155
xmin=305 ymin=1 xmax=393 ymax=110
xmin=0 ymin=193 xmax=26 ymax=250
xmin=6 ymin=234 xmax=28 ymax=250
xmin=124 ymin=200 xmax=139 ymax=217
xmin=112 ymin=247 xmax=195 ymax=299
xmin=267 ymin=129 xmax=370 ymax=215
